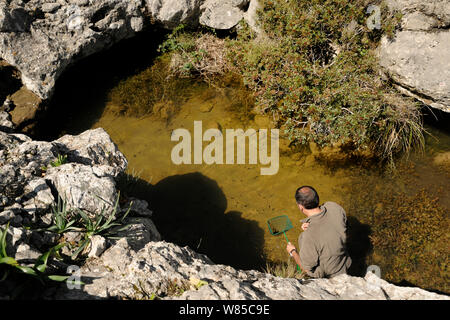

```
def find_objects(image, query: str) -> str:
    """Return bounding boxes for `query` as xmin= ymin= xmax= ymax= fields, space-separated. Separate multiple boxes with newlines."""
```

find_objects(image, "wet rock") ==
xmin=253 ymin=114 xmax=271 ymax=128
xmin=199 ymin=103 xmax=214 ymax=113
xmin=433 ymin=151 xmax=450 ymax=167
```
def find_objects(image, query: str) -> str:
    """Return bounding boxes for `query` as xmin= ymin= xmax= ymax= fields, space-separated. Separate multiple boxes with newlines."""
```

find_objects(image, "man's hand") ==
xmin=286 ymin=242 xmax=297 ymax=256
xmin=301 ymin=222 xmax=310 ymax=231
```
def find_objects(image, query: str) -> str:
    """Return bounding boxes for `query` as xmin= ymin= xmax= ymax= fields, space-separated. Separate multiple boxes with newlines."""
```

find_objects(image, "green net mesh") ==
xmin=267 ymin=215 xmax=293 ymax=235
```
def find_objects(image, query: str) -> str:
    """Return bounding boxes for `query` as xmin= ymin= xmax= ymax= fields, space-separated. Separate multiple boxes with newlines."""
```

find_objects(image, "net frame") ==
xmin=267 ymin=215 xmax=293 ymax=235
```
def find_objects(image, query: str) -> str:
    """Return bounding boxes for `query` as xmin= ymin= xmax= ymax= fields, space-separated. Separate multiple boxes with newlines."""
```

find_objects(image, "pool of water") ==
xmin=35 ymin=35 xmax=449 ymax=293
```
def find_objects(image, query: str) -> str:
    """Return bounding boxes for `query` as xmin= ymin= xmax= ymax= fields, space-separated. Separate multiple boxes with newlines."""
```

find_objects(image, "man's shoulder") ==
xmin=323 ymin=201 xmax=346 ymax=215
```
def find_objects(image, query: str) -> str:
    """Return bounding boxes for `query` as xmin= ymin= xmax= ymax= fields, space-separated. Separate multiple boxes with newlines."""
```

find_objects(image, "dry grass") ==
xmin=375 ymin=93 xmax=425 ymax=164
xmin=169 ymin=33 xmax=230 ymax=81
xmin=264 ymin=258 xmax=306 ymax=279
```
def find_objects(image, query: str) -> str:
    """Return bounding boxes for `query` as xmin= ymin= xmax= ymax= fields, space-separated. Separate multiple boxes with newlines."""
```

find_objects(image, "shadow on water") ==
xmin=119 ymin=171 xmax=267 ymax=271
xmin=423 ymin=106 xmax=450 ymax=135
xmin=346 ymin=216 xmax=373 ymax=277
xmin=34 ymin=26 xmax=169 ymax=141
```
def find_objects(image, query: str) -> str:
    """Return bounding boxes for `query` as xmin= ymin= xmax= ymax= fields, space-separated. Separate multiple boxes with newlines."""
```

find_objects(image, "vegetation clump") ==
xmin=227 ymin=0 xmax=423 ymax=161
xmin=143 ymin=0 xmax=421 ymax=162
xmin=364 ymin=189 xmax=449 ymax=293
xmin=107 ymin=55 xmax=194 ymax=117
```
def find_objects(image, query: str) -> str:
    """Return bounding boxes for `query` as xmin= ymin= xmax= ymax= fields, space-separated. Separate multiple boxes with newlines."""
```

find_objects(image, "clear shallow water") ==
xmin=35 ymin=35 xmax=449 ymax=292
xmin=85 ymin=81 xmax=449 ymax=288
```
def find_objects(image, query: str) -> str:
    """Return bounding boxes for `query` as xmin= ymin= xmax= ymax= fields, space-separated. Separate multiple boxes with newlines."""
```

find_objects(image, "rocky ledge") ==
xmin=0 ymin=0 xmax=255 ymax=101
xmin=379 ymin=0 xmax=450 ymax=112
xmin=0 ymin=123 xmax=447 ymax=300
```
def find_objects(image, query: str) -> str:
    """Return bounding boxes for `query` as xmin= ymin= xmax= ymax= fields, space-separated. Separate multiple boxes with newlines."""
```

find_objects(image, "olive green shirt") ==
xmin=298 ymin=201 xmax=352 ymax=278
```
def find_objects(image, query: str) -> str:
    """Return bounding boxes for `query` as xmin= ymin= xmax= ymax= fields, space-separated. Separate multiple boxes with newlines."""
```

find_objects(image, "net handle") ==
xmin=283 ymin=231 xmax=289 ymax=242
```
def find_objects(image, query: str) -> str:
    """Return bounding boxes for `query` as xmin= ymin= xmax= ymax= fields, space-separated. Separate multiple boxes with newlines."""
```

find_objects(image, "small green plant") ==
xmin=0 ymin=222 xmax=70 ymax=284
xmin=264 ymin=258 xmax=305 ymax=279
xmin=45 ymin=197 xmax=80 ymax=234
xmin=50 ymin=154 xmax=67 ymax=167
xmin=71 ymin=195 xmax=132 ymax=260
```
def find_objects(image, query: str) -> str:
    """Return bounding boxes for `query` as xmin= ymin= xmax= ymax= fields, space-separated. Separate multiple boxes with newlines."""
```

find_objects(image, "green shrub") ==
xmin=50 ymin=154 xmax=67 ymax=167
xmin=0 ymin=222 xmax=71 ymax=286
xmin=225 ymin=0 xmax=421 ymax=160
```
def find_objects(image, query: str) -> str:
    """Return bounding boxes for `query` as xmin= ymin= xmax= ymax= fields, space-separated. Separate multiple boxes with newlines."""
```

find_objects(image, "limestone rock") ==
xmin=200 ymin=0 xmax=248 ymax=30
xmin=145 ymin=0 xmax=203 ymax=28
xmin=21 ymin=178 xmax=55 ymax=216
xmin=111 ymin=216 xmax=161 ymax=251
xmin=121 ymin=197 xmax=153 ymax=217
xmin=386 ymin=0 xmax=450 ymax=30
xmin=87 ymin=235 xmax=108 ymax=258
xmin=55 ymin=128 xmax=128 ymax=176
xmin=379 ymin=0 xmax=450 ymax=112
xmin=54 ymin=238 xmax=449 ymax=300
xmin=0 ymin=0 xmax=145 ymax=100
xmin=0 ymin=111 xmax=14 ymax=132
xmin=45 ymin=163 xmax=119 ymax=216
xmin=379 ymin=30 xmax=450 ymax=112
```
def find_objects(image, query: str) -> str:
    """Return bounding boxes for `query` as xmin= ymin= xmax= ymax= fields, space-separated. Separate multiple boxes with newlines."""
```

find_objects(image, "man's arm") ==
xmin=286 ymin=231 xmax=320 ymax=276
xmin=286 ymin=242 xmax=306 ymax=273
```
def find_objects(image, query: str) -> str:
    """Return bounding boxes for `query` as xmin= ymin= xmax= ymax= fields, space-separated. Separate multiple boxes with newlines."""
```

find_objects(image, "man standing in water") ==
xmin=286 ymin=186 xmax=352 ymax=278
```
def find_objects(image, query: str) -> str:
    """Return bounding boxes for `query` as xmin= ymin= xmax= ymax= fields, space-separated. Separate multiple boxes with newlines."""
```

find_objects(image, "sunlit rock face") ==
xmin=379 ymin=0 xmax=450 ymax=112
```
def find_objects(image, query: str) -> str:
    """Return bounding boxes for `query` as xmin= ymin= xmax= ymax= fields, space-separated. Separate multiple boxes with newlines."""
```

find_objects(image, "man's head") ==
xmin=295 ymin=186 xmax=320 ymax=211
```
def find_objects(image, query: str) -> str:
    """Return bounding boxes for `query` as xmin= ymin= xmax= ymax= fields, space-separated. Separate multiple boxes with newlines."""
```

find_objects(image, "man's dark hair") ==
xmin=295 ymin=186 xmax=319 ymax=209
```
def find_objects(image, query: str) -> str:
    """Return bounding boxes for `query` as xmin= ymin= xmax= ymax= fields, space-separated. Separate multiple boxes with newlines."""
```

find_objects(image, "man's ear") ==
xmin=297 ymin=203 xmax=303 ymax=211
